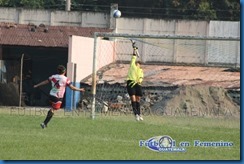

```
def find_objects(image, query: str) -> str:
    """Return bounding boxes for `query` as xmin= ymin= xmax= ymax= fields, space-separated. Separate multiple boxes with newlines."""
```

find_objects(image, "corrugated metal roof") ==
xmin=0 ymin=22 xmax=112 ymax=47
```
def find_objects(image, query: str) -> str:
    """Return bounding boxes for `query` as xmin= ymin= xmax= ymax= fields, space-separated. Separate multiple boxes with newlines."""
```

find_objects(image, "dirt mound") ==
xmin=162 ymin=85 xmax=240 ymax=118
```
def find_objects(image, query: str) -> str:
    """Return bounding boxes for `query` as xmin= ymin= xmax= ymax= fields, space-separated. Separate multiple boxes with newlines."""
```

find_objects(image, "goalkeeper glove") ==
xmin=131 ymin=39 xmax=137 ymax=49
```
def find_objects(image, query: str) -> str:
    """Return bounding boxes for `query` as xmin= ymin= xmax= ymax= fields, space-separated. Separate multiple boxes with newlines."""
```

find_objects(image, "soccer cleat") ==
xmin=40 ymin=123 xmax=46 ymax=129
xmin=139 ymin=115 xmax=143 ymax=121
xmin=135 ymin=114 xmax=140 ymax=121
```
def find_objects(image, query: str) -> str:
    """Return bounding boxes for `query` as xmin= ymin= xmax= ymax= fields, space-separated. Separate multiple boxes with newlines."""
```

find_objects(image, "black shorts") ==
xmin=49 ymin=96 xmax=63 ymax=110
xmin=126 ymin=80 xmax=142 ymax=97
xmin=49 ymin=96 xmax=63 ymax=103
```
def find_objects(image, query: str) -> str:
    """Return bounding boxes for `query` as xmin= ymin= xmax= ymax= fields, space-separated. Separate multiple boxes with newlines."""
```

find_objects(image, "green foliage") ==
xmin=0 ymin=0 xmax=20 ymax=7
xmin=0 ymin=0 xmax=240 ymax=20
xmin=196 ymin=1 xmax=217 ymax=20
xmin=0 ymin=109 xmax=240 ymax=160
xmin=0 ymin=0 xmax=8 ymax=5
xmin=43 ymin=0 xmax=66 ymax=10
xmin=20 ymin=0 xmax=44 ymax=9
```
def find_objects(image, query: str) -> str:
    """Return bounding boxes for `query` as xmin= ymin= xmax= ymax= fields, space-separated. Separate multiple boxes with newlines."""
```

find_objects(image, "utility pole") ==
xmin=66 ymin=0 xmax=71 ymax=11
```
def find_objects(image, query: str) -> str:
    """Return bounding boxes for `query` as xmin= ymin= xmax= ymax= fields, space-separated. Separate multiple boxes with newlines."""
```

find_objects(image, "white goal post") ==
xmin=90 ymin=32 xmax=240 ymax=119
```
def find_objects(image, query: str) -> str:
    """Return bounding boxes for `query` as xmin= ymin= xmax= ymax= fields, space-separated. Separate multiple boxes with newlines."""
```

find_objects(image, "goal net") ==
xmin=81 ymin=33 xmax=240 ymax=119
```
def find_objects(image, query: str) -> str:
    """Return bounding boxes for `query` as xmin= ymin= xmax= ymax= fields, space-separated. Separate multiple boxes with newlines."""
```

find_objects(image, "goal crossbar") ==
xmin=94 ymin=32 xmax=240 ymax=41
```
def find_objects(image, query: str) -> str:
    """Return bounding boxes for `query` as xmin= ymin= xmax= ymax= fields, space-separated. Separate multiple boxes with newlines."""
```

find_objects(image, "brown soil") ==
xmin=162 ymin=85 xmax=240 ymax=118
xmin=82 ymin=64 xmax=240 ymax=118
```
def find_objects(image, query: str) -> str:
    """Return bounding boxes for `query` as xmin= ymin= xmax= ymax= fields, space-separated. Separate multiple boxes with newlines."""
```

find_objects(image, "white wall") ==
xmin=67 ymin=36 xmax=115 ymax=83
xmin=66 ymin=36 xmax=114 ymax=110
xmin=0 ymin=7 xmax=110 ymax=28
xmin=208 ymin=21 xmax=240 ymax=66
xmin=67 ymin=36 xmax=93 ymax=82
xmin=115 ymin=19 xmax=239 ymax=66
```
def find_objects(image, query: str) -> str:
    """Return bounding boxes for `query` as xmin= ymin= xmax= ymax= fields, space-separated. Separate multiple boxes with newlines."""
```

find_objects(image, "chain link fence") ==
xmin=79 ymin=33 xmax=240 ymax=119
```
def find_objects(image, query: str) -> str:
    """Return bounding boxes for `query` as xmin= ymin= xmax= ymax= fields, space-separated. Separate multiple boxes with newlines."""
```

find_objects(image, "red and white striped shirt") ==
xmin=48 ymin=74 xmax=71 ymax=98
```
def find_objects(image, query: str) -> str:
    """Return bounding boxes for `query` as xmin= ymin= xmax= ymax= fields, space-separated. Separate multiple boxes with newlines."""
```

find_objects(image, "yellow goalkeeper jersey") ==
xmin=126 ymin=55 xmax=144 ymax=86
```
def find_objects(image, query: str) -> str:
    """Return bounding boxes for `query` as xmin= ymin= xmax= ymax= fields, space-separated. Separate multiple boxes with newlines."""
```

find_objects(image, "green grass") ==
xmin=0 ymin=107 xmax=240 ymax=160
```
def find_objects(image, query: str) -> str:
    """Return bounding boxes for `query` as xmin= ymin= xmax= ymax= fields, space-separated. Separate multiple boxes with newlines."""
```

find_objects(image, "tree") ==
xmin=0 ymin=0 xmax=240 ymax=21
xmin=196 ymin=1 xmax=217 ymax=20
xmin=0 ymin=0 xmax=21 ymax=7
xmin=43 ymin=0 xmax=66 ymax=10
xmin=19 ymin=0 xmax=44 ymax=9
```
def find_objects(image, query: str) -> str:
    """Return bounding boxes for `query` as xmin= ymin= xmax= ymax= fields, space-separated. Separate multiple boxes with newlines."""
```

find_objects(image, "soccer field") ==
xmin=0 ymin=107 xmax=240 ymax=160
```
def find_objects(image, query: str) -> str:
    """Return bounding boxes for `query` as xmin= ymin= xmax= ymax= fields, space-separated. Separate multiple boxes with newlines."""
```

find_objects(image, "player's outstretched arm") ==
xmin=130 ymin=39 xmax=139 ymax=57
xmin=133 ymin=47 xmax=138 ymax=56
xmin=69 ymin=84 xmax=85 ymax=92
xmin=34 ymin=80 xmax=49 ymax=88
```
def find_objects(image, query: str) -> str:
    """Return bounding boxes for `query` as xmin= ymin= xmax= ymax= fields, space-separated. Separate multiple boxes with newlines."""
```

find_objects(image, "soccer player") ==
xmin=34 ymin=65 xmax=85 ymax=129
xmin=126 ymin=44 xmax=144 ymax=121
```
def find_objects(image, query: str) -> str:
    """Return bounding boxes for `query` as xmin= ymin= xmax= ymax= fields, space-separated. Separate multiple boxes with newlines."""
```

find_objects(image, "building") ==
xmin=0 ymin=22 xmax=112 ymax=107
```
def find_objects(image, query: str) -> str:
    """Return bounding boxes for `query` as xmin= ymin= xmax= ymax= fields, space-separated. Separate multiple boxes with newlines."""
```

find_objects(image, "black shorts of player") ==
xmin=127 ymin=80 xmax=142 ymax=97
xmin=49 ymin=95 xmax=63 ymax=103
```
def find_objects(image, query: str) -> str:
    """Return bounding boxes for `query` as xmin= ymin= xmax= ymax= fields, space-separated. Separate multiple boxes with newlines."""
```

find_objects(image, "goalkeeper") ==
xmin=126 ymin=43 xmax=144 ymax=121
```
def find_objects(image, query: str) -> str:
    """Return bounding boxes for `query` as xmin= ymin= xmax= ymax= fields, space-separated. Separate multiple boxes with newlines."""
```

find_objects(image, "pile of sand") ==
xmin=162 ymin=85 xmax=240 ymax=118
